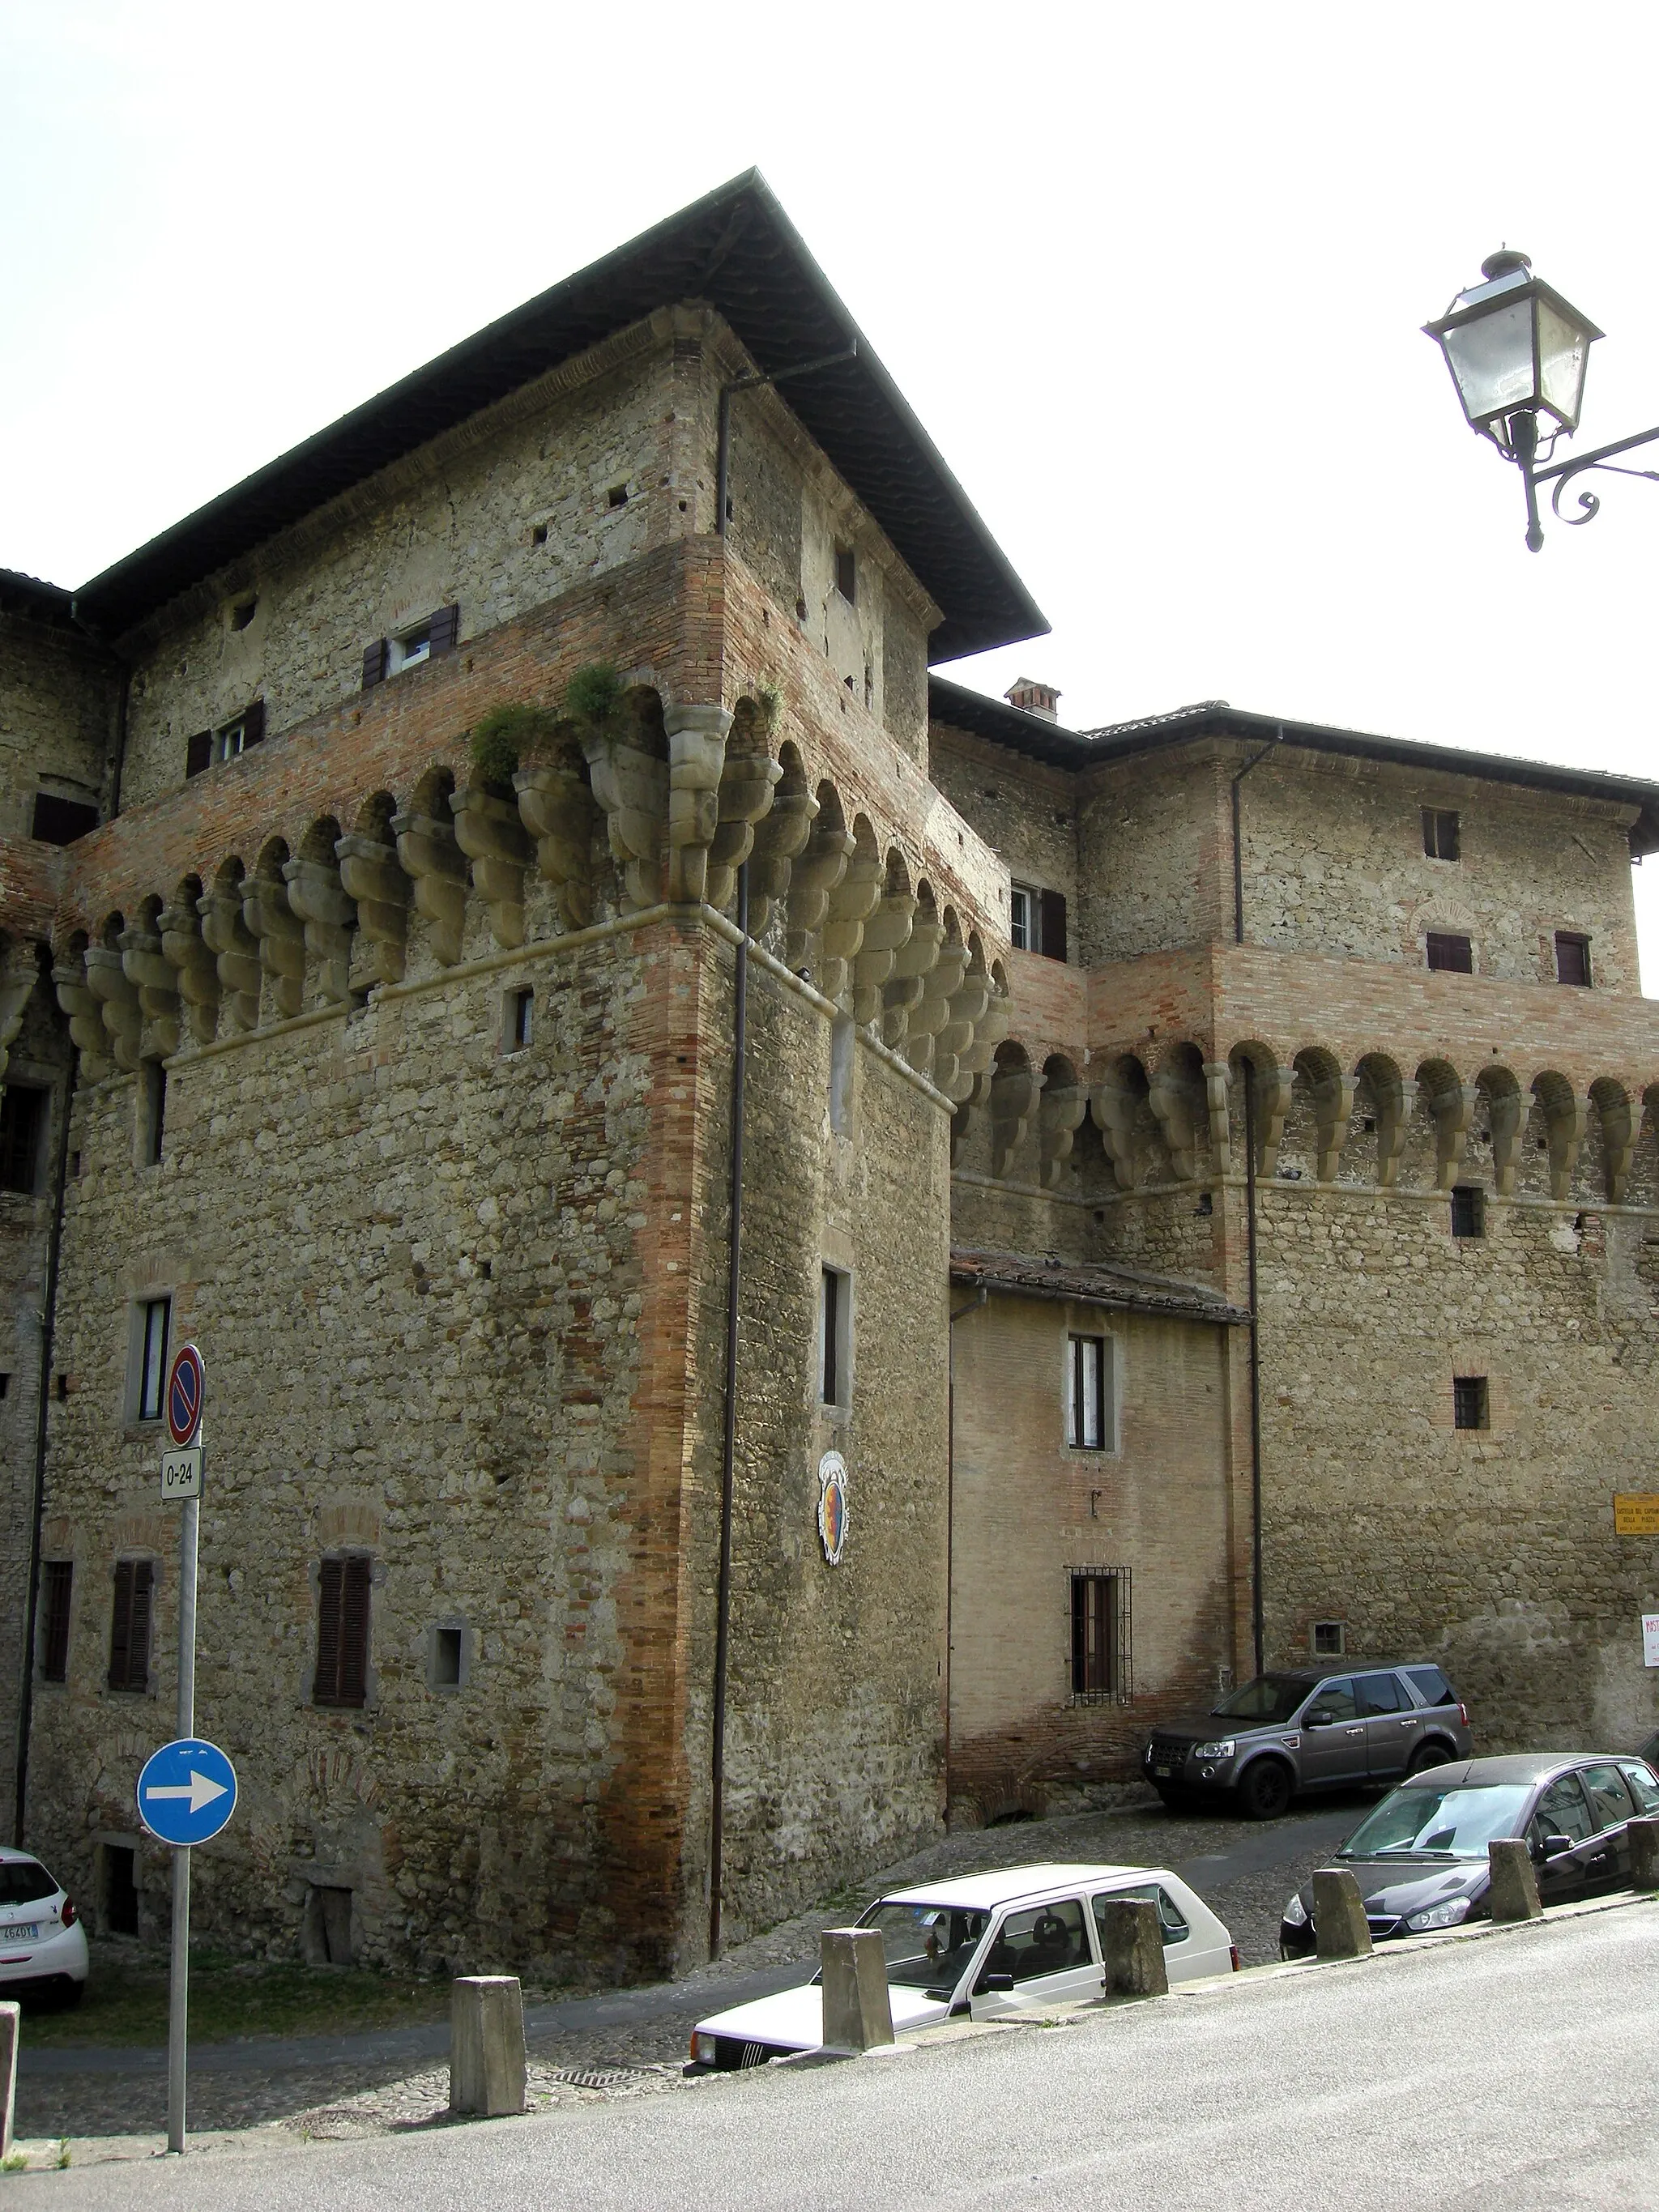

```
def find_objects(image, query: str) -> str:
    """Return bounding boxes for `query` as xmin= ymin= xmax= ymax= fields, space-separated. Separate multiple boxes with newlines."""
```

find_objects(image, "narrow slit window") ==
xmin=108 ymin=1559 xmax=154 ymax=1692
xmin=1422 ymin=808 xmax=1461 ymax=860
xmin=1426 ymin=932 xmax=1473 ymax=974
xmin=1555 ymin=932 xmax=1591 ymax=987
xmin=1066 ymin=1334 xmax=1108 ymax=1450
xmin=137 ymin=1298 xmax=170 ymax=1422
xmin=1449 ymin=1185 xmax=1485 ymax=1239
xmin=41 ymin=1561 xmax=72 ymax=1682
xmin=821 ymin=1267 xmax=850 ymax=1407
xmin=433 ymin=1625 xmax=463 ymax=1688
xmin=0 ymin=1085 xmax=44 ymax=1195
xmin=1070 ymin=1568 xmax=1129 ymax=1700
xmin=139 ymin=1061 xmax=166 ymax=1166
xmin=314 ymin=1555 xmax=373 ymax=1708
xmin=505 ymin=987 xmax=533 ymax=1052
xmin=834 ymin=546 xmax=856 ymax=603
xmin=1452 ymin=1375 xmax=1489 ymax=1430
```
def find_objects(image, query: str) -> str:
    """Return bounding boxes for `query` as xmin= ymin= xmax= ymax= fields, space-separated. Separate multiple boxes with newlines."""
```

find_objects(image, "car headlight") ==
xmin=1282 ymin=1891 xmax=1307 ymax=1929
xmin=689 ymin=2030 xmax=718 ymax=2064
xmin=1406 ymin=1898 xmax=1471 ymax=1932
xmin=1192 ymin=1739 xmax=1236 ymax=1761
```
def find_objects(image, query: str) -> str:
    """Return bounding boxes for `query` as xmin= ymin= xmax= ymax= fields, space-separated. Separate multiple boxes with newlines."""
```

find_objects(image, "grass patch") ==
xmin=23 ymin=1949 xmax=449 ymax=2050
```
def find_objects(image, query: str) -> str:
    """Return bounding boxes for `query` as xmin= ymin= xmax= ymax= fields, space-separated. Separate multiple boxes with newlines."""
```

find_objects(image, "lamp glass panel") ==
xmin=1441 ymin=300 xmax=1538 ymax=424
xmin=1537 ymin=301 xmax=1592 ymax=428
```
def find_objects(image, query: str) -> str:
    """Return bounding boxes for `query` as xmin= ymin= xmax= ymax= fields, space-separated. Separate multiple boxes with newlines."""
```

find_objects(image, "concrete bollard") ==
xmin=1312 ymin=1868 xmax=1373 ymax=1959
xmin=449 ymin=1975 xmax=527 ymax=2117
xmin=1098 ymin=1897 xmax=1168 ymax=1997
xmin=0 ymin=2001 xmax=16 ymax=2160
xmin=1487 ymin=1837 xmax=1542 ymax=1920
xmin=1629 ymin=1815 xmax=1659 ymax=1890
xmin=819 ymin=1927 xmax=894 ymax=2052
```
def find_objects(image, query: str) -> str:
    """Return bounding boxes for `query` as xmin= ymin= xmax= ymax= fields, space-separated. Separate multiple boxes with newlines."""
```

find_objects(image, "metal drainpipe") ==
xmin=945 ymin=1286 xmax=987 ymax=1804
xmin=68 ymin=600 xmax=130 ymax=821
xmin=1230 ymin=727 xmax=1282 ymax=1681
xmin=15 ymin=1041 xmax=76 ymax=1843
xmin=707 ymin=860 xmax=748 ymax=1960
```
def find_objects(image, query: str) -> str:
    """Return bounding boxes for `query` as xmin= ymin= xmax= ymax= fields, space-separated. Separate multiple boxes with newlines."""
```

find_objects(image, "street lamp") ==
xmin=1425 ymin=251 xmax=1659 ymax=549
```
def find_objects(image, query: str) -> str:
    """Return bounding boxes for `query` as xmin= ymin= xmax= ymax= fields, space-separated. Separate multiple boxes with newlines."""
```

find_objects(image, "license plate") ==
xmin=1154 ymin=1765 xmax=1172 ymax=1779
xmin=0 ymin=1924 xmax=38 ymax=1942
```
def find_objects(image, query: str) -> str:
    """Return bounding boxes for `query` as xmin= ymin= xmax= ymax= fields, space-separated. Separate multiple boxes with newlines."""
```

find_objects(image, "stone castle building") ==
xmin=2 ymin=173 xmax=1657 ymax=1975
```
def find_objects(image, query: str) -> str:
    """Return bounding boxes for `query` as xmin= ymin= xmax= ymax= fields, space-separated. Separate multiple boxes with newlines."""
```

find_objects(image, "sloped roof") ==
xmin=928 ymin=679 xmax=1659 ymax=855
xmin=71 ymin=173 xmax=1047 ymax=661
xmin=950 ymin=1247 xmax=1247 ymax=1325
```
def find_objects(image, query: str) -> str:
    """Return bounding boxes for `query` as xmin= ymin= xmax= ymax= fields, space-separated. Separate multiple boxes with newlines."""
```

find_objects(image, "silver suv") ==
xmin=1143 ymin=1663 xmax=1473 ymax=1820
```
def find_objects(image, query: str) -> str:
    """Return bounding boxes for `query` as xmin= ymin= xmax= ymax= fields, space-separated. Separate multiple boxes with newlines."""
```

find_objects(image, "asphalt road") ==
xmin=28 ymin=1900 xmax=1658 ymax=2210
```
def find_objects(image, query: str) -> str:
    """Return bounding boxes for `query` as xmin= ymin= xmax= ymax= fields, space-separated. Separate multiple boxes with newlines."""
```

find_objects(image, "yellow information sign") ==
xmin=1614 ymin=1494 xmax=1659 ymax=1535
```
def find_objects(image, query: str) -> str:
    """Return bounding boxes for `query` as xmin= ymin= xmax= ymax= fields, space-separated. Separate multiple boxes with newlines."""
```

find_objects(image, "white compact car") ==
xmin=690 ymin=1861 xmax=1235 ymax=2070
xmin=0 ymin=1847 xmax=87 ymax=2004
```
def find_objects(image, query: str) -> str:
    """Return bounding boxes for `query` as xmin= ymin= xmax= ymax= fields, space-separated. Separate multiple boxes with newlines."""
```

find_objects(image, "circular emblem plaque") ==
xmin=817 ymin=1451 xmax=849 ymax=1566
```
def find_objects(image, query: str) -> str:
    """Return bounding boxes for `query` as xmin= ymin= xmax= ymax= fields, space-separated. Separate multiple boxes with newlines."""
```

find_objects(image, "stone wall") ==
xmin=0 ymin=598 xmax=119 ymax=838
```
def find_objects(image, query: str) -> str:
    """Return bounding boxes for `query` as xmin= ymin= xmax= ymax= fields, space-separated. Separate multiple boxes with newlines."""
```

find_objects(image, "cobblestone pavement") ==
xmin=14 ymin=1787 xmax=1371 ymax=2153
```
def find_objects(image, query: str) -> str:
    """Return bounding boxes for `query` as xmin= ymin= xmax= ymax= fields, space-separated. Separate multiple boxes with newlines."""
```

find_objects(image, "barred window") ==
xmin=1070 ymin=1568 xmax=1130 ymax=1702
xmin=313 ymin=1556 xmax=372 ymax=1708
xmin=1453 ymin=1375 xmax=1489 ymax=1430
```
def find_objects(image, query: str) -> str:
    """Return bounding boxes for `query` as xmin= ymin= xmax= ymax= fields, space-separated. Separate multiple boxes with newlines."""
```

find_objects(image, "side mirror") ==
xmin=1541 ymin=1833 xmax=1573 ymax=1859
xmin=976 ymin=1971 xmax=1015 ymax=1995
xmin=1304 ymin=1708 xmax=1333 ymax=1729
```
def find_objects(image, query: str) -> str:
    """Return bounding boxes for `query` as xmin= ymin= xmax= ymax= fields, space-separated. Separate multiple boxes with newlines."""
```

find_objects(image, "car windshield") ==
xmin=1212 ymin=1674 xmax=1310 ymax=1724
xmin=855 ymin=1903 xmax=992 ymax=1996
xmin=1339 ymin=1784 xmax=1533 ymax=1860
xmin=0 ymin=1860 xmax=58 ymax=1907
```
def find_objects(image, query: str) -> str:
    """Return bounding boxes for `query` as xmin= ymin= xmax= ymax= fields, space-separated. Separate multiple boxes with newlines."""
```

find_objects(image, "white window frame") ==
xmin=1010 ymin=882 xmax=1041 ymax=954
xmin=132 ymin=1296 xmax=172 ymax=1425
xmin=386 ymin=623 xmax=433 ymax=676
xmin=503 ymin=987 xmax=533 ymax=1055
xmin=211 ymin=716 xmax=246 ymax=765
xmin=1064 ymin=1329 xmax=1116 ymax=1452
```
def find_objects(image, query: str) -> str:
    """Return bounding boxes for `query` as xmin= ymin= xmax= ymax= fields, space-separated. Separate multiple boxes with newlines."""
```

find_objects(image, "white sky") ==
xmin=6 ymin=2 xmax=1659 ymax=978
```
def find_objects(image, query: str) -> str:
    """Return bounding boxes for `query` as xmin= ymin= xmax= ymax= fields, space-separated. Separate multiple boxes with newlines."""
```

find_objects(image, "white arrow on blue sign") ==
xmin=136 ymin=1738 xmax=237 ymax=1847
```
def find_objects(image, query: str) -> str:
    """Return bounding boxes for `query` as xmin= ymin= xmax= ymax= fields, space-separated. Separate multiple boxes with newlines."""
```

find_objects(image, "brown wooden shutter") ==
xmin=129 ymin=1562 xmax=153 ymax=1691
xmin=314 ymin=1556 xmax=343 ymax=1703
xmin=1039 ymin=889 xmax=1068 ymax=963
xmin=242 ymin=697 xmax=266 ymax=747
xmin=41 ymin=1561 xmax=71 ymax=1682
xmin=109 ymin=1560 xmax=133 ymax=1689
xmin=339 ymin=1557 xmax=371 ymax=1707
xmin=429 ymin=603 xmax=460 ymax=658
xmin=186 ymin=731 xmax=212 ymax=778
xmin=361 ymin=640 xmax=389 ymax=691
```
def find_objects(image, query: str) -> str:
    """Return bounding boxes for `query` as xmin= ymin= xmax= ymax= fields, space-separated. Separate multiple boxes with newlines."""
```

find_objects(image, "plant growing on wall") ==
xmin=565 ymin=663 xmax=623 ymax=733
xmin=752 ymin=680 xmax=782 ymax=736
xmin=469 ymin=703 xmax=558 ymax=791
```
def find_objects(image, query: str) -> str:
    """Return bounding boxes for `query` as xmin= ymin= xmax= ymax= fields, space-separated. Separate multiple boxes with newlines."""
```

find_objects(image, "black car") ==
xmin=1278 ymin=1751 xmax=1659 ymax=1957
xmin=1145 ymin=1662 xmax=1472 ymax=1820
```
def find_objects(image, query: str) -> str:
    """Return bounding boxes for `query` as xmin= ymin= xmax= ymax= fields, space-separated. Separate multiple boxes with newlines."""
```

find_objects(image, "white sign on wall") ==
xmin=1642 ymin=1614 xmax=1659 ymax=1669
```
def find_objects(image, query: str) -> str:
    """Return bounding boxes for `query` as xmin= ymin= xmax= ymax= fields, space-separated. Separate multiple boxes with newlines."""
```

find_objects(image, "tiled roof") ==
xmin=949 ymin=1246 xmax=1248 ymax=1325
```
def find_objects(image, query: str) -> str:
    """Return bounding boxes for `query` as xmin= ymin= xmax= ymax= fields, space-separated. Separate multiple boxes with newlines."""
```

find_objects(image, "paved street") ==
xmin=24 ymin=1900 xmax=1658 ymax=2210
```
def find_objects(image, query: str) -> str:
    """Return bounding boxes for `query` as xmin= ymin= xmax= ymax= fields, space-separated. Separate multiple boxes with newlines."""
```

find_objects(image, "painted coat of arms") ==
xmin=817 ymin=1451 xmax=848 ymax=1565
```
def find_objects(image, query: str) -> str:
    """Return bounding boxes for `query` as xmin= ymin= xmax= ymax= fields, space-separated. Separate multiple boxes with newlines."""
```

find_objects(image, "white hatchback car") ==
xmin=0 ymin=1847 xmax=88 ymax=2004
xmin=690 ymin=1861 xmax=1235 ymax=2070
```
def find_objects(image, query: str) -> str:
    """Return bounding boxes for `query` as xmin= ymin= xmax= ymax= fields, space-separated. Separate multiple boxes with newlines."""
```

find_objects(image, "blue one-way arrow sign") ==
xmin=137 ymin=1739 xmax=237 ymax=1847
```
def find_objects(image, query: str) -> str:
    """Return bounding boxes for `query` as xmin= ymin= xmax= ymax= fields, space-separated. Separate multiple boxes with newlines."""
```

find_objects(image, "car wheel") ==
xmin=1409 ymin=1741 xmax=1452 ymax=1775
xmin=1153 ymin=1785 xmax=1190 ymax=1811
xmin=1237 ymin=1759 xmax=1293 ymax=1820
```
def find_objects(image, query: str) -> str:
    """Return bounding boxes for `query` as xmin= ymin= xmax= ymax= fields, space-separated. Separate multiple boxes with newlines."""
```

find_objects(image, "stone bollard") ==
xmin=819 ymin=1928 xmax=894 ymax=2053
xmin=1487 ymin=1837 xmax=1542 ymax=1920
xmin=1629 ymin=1815 xmax=1659 ymax=1891
xmin=449 ymin=1975 xmax=527 ymax=2117
xmin=1098 ymin=1897 xmax=1168 ymax=1997
xmin=0 ymin=2001 xmax=16 ymax=2160
xmin=1312 ymin=1868 xmax=1373 ymax=1959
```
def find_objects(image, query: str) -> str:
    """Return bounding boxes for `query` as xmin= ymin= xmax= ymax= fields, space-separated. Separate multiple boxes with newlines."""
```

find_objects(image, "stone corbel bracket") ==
xmin=1201 ymin=1063 xmax=1231 ymax=1164
xmin=663 ymin=704 xmax=733 ymax=906
xmin=1486 ymin=1089 xmax=1523 ymax=1196
xmin=949 ymin=978 xmax=1009 ymax=1106
xmin=198 ymin=883 xmax=262 ymax=1033
xmin=1375 ymin=1075 xmax=1418 ymax=1188
xmin=53 ymin=953 xmax=113 ymax=1083
xmin=1148 ymin=1072 xmax=1202 ymax=1182
xmin=1311 ymin=1072 xmax=1358 ymax=1183
xmin=991 ymin=1058 xmax=1042 ymax=1179
xmin=704 ymin=747 xmax=783 ymax=914
xmin=932 ymin=953 xmax=989 ymax=1098
xmin=1598 ymin=1093 xmax=1636 ymax=1205
xmin=336 ymin=831 xmax=412 ymax=990
xmin=744 ymin=780 xmax=817 ymax=938
xmin=514 ymin=761 xmax=598 ymax=933
xmin=1251 ymin=1064 xmax=1298 ymax=1179
xmin=118 ymin=920 xmax=182 ymax=1059
xmin=283 ymin=850 xmax=358 ymax=1004
xmin=851 ymin=888 xmax=916 ymax=1030
xmin=83 ymin=944 xmax=143 ymax=1072
xmin=1537 ymin=1090 xmax=1589 ymax=1203
xmin=906 ymin=934 xmax=968 ymax=1081
xmin=159 ymin=899 xmax=220 ymax=1045
xmin=1040 ymin=1079 xmax=1088 ymax=1189
xmin=241 ymin=867 xmax=307 ymax=1021
xmin=1090 ymin=1076 xmax=1141 ymax=1192
xmin=391 ymin=808 xmax=470 ymax=968
xmin=1427 ymin=1082 xmax=1481 ymax=1191
xmin=450 ymin=786 xmax=534 ymax=951
xmin=784 ymin=820 xmax=854 ymax=974
xmin=582 ymin=721 xmax=668 ymax=912
xmin=880 ymin=907 xmax=941 ymax=1053
xmin=0 ymin=947 xmax=39 ymax=1089
xmin=814 ymin=846 xmax=882 ymax=1004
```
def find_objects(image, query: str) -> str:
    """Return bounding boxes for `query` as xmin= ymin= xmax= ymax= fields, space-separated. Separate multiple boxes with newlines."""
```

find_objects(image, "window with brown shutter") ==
xmin=1426 ymin=932 xmax=1473 ymax=974
xmin=108 ymin=1559 xmax=154 ymax=1692
xmin=314 ymin=1555 xmax=373 ymax=1707
xmin=185 ymin=731 xmax=212 ymax=778
xmin=241 ymin=697 xmax=266 ymax=747
xmin=1039 ymin=889 xmax=1068 ymax=964
xmin=428 ymin=603 xmax=460 ymax=658
xmin=41 ymin=1561 xmax=72 ymax=1682
xmin=362 ymin=640 xmax=390 ymax=690
xmin=1555 ymin=932 xmax=1591 ymax=987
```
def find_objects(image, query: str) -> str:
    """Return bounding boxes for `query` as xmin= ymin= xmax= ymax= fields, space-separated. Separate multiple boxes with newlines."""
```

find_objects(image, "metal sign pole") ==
xmin=167 ymin=1485 xmax=198 ymax=2155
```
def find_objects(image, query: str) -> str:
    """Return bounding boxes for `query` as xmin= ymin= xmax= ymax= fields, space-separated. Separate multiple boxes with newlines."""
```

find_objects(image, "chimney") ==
xmin=1005 ymin=677 xmax=1060 ymax=722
